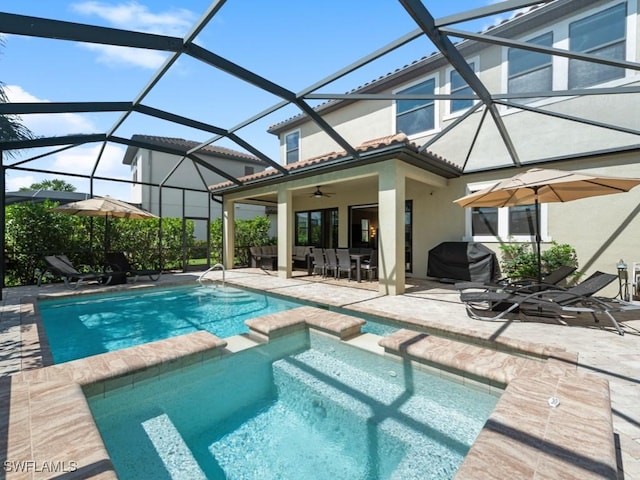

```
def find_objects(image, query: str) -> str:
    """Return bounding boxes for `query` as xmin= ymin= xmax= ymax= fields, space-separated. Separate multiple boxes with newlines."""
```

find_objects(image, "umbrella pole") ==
xmin=534 ymin=187 xmax=542 ymax=285
xmin=104 ymin=213 xmax=109 ymax=263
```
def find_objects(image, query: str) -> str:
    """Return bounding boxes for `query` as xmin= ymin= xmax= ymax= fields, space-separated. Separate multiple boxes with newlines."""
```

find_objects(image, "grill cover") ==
xmin=427 ymin=242 xmax=499 ymax=283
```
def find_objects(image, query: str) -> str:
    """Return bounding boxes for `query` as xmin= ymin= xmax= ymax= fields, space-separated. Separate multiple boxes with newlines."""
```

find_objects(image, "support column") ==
xmin=377 ymin=161 xmax=406 ymax=295
xmin=222 ymin=197 xmax=235 ymax=270
xmin=277 ymin=187 xmax=293 ymax=278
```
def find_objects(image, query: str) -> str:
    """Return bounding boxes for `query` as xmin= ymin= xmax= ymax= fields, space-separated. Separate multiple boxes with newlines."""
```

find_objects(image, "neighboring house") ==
xmin=123 ymin=135 xmax=271 ymax=238
xmin=210 ymin=0 xmax=640 ymax=296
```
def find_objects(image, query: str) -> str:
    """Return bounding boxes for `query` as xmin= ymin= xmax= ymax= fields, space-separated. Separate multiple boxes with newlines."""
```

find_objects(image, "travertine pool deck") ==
xmin=0 ymin=269 xmax=638 ymax=479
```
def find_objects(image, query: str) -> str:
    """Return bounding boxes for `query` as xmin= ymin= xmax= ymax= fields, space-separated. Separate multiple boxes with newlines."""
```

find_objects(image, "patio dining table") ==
xmin=350 ymin=253 xmax=370 ymax=282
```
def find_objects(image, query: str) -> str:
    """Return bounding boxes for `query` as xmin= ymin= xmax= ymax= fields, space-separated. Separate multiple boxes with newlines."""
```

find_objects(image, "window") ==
xmin=396 ymin=78 xmax=436 ymax=136
xmin=466 ymin=184 xmax=547 ymax=242
xmin=295 ymin=208 xmax=338 ymax=247
xmin=449 ymin=62 xmax=475 ymax=113
xmin=508 ymin=32 xmax=553 ymax=101
xmin=285 ymin=131 xmax=300 ymax=164
xmin=568 ymin=3 xmax=626 ymax=89
xmin=244 ymin=166 xmax=254 ymax=176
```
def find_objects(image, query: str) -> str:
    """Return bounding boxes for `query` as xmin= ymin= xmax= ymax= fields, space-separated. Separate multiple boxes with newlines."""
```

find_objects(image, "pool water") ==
xmin=39 ymin=285 xmax=302 ymax=363
xmin=39 ymin=284 xmax=401 ymax=364
xmin=88 ymin=332 xmax=498 ymax=480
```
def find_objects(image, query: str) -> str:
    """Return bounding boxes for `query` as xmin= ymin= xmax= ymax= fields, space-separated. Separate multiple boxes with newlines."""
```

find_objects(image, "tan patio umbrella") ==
xmin=51 ymin=196 xmax=158 ymax=256
xmin=454 ymin=167 xmax=640 ymax=283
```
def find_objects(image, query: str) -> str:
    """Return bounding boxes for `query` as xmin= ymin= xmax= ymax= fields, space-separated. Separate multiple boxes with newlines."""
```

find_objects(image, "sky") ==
xmin=0 ymin=0 xmax=511 ymax=201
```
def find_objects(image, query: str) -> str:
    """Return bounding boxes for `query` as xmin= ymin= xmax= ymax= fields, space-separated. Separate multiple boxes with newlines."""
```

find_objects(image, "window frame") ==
xmin=284 ymin=130 xmax=300 ymax=165
xmin=393 ymin=74 xmax=440 ymax=138
xmin=568 ymin=2 xmax=627 ymax=89
xmin=444 ymin=57 xmax=479 ymax=117
xmin=501 ymin=0 xmax=635 ymax=109
xmin=463 ymin=181 xmax=549 ymax=243
xmin=506 ymin=31 xmax=554 ymax=103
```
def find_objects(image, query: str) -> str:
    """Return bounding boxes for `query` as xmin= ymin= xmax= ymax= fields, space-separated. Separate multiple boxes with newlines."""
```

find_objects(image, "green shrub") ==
xmin=499 ymin=240 xmax=578 ymax=282
xmin=210 ymin=216 xmax=272 ymax=265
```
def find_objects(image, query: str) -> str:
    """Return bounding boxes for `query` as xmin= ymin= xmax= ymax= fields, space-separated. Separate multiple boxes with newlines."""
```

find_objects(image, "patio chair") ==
xmin=336 ymin=248 xmax=356 ymax=280
xmin=105 ymin=252 xmax=161 ymax=283
xmin=310 ymin=248 xmax=326 ymax=276
xmin=40 ymin=255 xmax=112 ymax=289
xmin=323 ymin=248 xmax=339 ymax=278
xmin=360 ymin=249 xmax=378 ymax=281
xmin=460 ymin=271 xmax=629 ymax=335
xmin=455 ymin=265 xmax=577 ymax=293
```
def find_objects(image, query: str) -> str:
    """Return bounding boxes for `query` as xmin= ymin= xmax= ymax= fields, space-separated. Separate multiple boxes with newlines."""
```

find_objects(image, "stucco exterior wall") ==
xmin=278 ymin=0 xmax=639 ymax=173
xmin=133 ymin=149 xmax=267 ymax=238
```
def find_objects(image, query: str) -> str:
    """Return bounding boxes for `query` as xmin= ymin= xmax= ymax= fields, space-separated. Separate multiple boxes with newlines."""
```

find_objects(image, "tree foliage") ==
xmin=210 ymin=216 xmax=272 ymax=264
xmin=5 ymin=200 xmax=80 ymax=285
xmin=22 ymin=179 xmax=77 ymax=192
xmin=3 ymin=197 xmax=272 ymax=286
xmin=3 ymin=199 xmax=192 ymax=286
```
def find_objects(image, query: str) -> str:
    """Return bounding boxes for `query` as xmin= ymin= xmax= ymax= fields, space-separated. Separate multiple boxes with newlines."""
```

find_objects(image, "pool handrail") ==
xmin=198 ymin=263 xmax=225 ymax=288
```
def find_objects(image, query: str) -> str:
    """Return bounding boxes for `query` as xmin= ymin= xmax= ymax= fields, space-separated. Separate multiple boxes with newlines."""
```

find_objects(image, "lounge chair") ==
xmin=40 ymin=255 xmax=112 ymax=289
xmin=105 ymin=252 xmax=161 ymax=283
xmin=455 ymin=265 xmax=577 ymax=292
xmin=460 ymin=271 xmax=631 ymax=335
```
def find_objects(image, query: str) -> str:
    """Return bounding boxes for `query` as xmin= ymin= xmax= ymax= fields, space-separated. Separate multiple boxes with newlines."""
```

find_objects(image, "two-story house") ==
xmin=209 ymin=0 xmax=640 ymax=296
xmin=123 ymin=134 xmax=271 ymax=239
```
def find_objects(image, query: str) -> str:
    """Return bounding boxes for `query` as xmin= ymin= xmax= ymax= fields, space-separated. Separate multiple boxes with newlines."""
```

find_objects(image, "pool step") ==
xmin=142 ymin=414 xmax=207 ymax=480
xmin=198 ymin=286 xmax=257 ymax=304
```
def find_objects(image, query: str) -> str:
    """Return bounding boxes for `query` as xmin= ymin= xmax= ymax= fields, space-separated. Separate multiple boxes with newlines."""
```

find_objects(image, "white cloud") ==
xmin=71 ymin=1 xmax=196 ymax=36
xmin=4 ymin=85 xmax=97 ymax=136
xmin=82 ymin=43 xmax=169 ymax=69
xmin=4 ymin=144 xmax=131 ymax=198
xmin=70 ymin=1 xmax=197 ymax=69
xmin=52 ymin=143 xmax=128 ymax=179
xmin=5 ymin=174 xmax=38 ymax=192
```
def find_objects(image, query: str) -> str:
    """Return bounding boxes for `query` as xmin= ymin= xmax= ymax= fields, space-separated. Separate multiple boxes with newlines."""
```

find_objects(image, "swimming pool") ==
xmin=38 ymin=284 xmax=400 ymax=364
xmin=88 ymin=331 xmax=498 ymax=480
xmin=38 ymin=285 xmax=303 ymax=363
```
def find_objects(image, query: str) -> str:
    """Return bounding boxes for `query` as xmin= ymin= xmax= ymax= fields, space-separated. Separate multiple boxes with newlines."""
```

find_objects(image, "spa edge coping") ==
xmin=10 ymin=303 xmax=616 ymax=479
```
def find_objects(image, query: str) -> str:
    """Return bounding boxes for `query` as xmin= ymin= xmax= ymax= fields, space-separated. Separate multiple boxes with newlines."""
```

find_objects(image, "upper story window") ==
xmin=568 ymin=3 xmax=626 ymax=89
xmin=395 ymin=77 xmax=436 ymax=136
xmin=449 ymin=62 xmax=475 ymax=113
xmin=285 ymin=130 xmax=300 ymax=164
xmin=244 ymin=166 xmax=254 ymax=176
xmin=508 ymin=32 xmax=553 ymax=101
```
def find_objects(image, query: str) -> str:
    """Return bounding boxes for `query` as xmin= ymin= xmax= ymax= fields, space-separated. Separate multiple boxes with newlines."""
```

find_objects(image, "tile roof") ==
xmin=125 ymin=134 xmax=262 ymax=164
xmin=209 ymin=133 xmax=460 ymax=192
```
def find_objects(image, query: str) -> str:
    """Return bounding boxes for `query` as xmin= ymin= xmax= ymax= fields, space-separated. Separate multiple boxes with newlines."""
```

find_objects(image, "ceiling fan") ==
xmin=310 ymin=185 xmax=334 ymax=198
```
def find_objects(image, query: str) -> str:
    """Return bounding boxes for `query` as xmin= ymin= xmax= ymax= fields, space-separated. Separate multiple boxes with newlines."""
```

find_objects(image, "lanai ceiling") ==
xmin=0 ymin=0 xmax=639 ymax=197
